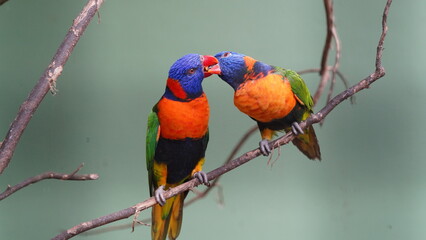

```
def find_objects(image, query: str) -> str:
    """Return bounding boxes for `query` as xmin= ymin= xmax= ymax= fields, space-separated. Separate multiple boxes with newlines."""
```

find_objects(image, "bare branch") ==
xmin=298 ymin=67 xmax=354 ymax=104
xmin=298 ymin=67 xmax=348 ymax=88
xmin=52 ymin=0 xmax=391 ymax=239
xmin=0 ymin=0 xmax=9 ymax=6
xmin=0 ymin=0 xmax=104 ymax=174
xmin=326 ymin=23 xmax=342 ymax=105
xmin=314 ymin=0 xmax=339 ymax=104
xmin=319 ymin=0 xmax=334 ymax=76
xmin=0 ymin=164 xmax=98 ymax=201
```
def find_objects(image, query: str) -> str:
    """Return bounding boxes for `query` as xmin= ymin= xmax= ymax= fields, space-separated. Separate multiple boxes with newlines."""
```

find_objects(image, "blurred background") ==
xmin=1 ymin=0 xmax=425 ymax=239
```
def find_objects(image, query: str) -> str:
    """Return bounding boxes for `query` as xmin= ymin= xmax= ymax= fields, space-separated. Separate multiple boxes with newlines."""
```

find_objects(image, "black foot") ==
xmin=154 ymin=185 xmax=166 ymax=206
xmin=193 ymin=171 xmax=210 ymax=186
xmin=259 ymin=139 xmax=271 ymax=156
xmin=291 ymin=122 xmax=304 ymax=135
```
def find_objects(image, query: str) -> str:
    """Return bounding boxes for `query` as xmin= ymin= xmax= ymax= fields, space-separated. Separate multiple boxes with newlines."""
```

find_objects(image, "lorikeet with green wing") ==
xmin=146 ymin=54 xmax=221 ymax=240
xmin=214 ymin=51 xmax=321 ymax=160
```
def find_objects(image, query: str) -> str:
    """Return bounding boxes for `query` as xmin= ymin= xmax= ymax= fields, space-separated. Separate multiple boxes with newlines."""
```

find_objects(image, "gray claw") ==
xmin=259 ymin=139 xmax=271 ymax=156
xmin=291 ymin=122 xmax=304 ymax=135
xmin=154 ymin=185 xmax=166 ymax=206
xmin=193 ymin=171 xmax=210 ymax=186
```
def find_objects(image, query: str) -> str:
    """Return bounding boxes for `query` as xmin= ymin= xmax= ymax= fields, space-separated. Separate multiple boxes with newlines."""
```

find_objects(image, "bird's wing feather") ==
xmin=275 ymin=67 xmax=314 ymax=111
xmin=146 ymin=105 xmax=160 ymax=196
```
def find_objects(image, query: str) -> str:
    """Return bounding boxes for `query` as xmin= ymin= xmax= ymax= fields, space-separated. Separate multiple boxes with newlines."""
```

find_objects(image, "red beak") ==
xmin=202 ymin=55 xmax=221 ymax=77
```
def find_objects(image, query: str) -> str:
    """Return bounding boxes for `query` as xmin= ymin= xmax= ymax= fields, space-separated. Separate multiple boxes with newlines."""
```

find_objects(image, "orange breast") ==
xmin=234 ymin=74 xmax=296 ymax=123
xmin=157 ymin=94 xmax=209 ymax=140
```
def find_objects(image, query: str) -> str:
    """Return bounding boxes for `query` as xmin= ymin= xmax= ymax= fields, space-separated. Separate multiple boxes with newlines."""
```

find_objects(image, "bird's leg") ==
xmin=259 ymin=129 xmax=274 ymax=156
xmin=154 ymin=185 xmax=166 ymax=206
xmin=291 ymin=122 xmax=304 ymax=135
xmin=193 ymin=171 xmax=210 ymax=187
xmin=259 ymin=139 xmax=272 ymax=156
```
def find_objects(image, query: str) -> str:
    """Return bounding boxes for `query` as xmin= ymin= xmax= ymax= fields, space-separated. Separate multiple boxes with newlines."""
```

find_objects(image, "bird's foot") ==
xmin=291 ymin=122 xmax=304 ymax=135
xmin=193 ymin=171 xmax=210 ymax=187
xmin=259 ymin=139 xmax=271 ymax=156
xmin=154 ymin=185 xmax=166 ymax=206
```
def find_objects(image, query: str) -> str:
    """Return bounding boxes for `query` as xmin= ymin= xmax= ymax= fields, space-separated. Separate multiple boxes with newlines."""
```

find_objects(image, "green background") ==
xmin=1 ymin=0 xmax=425 ymax=239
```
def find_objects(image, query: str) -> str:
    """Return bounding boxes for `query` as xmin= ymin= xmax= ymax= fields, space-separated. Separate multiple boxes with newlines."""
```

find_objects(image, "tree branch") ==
xmin=52 ymin=1 xmax=392 ymax=238
xmin=0 ymin=164 xmax=99 ymax=201
xmin=0 ymin=0 xmax=9 ymax=6
xmin=313 ymin=0 xmax=338 ymax=104
xmin=319 ymin=0 xmax=334 ymax=76
xmin=298 ymin=67 xmax=354 ymax=104
xmin=0 ymin=0 xmax=104 ymax=174
xmin=325 ymin=22 xmax=342 ymax=106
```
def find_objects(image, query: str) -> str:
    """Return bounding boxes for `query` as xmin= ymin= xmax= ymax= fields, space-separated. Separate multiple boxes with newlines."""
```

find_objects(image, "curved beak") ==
xmin=202 ymin=55 xmax=221 ymax=77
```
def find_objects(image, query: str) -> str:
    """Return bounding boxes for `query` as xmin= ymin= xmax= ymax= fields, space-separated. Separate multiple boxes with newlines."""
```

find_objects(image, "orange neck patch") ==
xmin=243 ymin=56 xmax=257 ymax=72
xmin=242 ymin=56 xmax=271 ymax=80
xmin=167 ymin=78 xmax=187 ymax=99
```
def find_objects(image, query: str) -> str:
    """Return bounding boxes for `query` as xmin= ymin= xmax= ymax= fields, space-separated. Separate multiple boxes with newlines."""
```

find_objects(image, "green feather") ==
xmin=146 ymin=105 xmax=160 ymax=195
xmin=274 ymin=67 xmax=314 ymax=112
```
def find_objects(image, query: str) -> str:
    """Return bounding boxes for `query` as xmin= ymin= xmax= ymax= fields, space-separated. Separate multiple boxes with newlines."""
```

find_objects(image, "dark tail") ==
xmin=292 ymin=125 xmax=321 ymax=160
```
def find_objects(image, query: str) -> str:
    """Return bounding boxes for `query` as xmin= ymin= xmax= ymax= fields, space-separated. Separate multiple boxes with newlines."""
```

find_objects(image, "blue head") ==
xmin=214 ymin=51 xmax=273 ymax=91
xmin=165 ymin=54 xmax=220 ymax=101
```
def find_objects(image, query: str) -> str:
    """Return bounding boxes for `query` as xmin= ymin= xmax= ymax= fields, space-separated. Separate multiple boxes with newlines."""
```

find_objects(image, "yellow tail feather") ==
xmin=152 ymin=191 xmax=187 ymax=240
xmin=167 ymin=192 xmax=185 ymax=239
xmin=152 ymin=203 xmax=170 ymax=240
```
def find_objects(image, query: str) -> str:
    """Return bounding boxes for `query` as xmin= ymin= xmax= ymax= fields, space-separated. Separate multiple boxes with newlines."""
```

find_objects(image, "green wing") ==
xmin=274 ymin=67 xmax=314 ymax=111
xmin=146 ymin=105 xmax=160 ymax=195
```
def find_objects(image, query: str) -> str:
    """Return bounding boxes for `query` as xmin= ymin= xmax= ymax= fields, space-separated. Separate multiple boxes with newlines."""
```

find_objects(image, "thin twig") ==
xmin=326 ymin=23 xmax=341 ymax=104
xmin=321 ymin=24 xmax=342 ymax=125
xmin=0 ymin=164 xmax=98 ymax=201
xmin=51 ymin=1 xmax=391 ymax=238
xmin=319 ymin=0 xmax=334 ymax=76
xmin=0 ymin=0 xmax=104 ymax=174
xmin=298 ymin=67 xmax=346 ymax=85
xmin=298 ymin=67 xmax=354 ymax=104
xmin=314 ymin=0 xmax=337 ymax=104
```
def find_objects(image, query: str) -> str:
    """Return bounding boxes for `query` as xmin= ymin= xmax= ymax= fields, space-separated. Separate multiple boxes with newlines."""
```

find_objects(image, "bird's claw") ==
xmin=193 ymin=171 xmax=210 ymax=186
xmin=291 ymin=122 xmax=304 ymax=135
xmin=154 ymin=185 xmax=166 ymax=206
xmin=259 ymin=139 xmax=271 ymax=156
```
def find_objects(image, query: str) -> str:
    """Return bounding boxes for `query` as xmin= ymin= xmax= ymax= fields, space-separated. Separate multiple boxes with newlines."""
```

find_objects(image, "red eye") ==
xmin=223 ymin=52 xmax=232 ymax=57
xmin=187 ymin=68 xmax=196 ymax=75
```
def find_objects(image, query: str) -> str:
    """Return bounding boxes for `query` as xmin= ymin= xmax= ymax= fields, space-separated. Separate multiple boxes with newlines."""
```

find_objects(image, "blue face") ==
xmin=167 ymin=54 xmax=205 ymax=99
xmin=214 ymin=51 xmax=248 ymax=90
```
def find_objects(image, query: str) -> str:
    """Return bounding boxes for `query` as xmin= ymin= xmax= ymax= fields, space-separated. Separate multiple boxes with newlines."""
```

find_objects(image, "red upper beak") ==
xmin=202 ymin=55 xmax=221 ymax=77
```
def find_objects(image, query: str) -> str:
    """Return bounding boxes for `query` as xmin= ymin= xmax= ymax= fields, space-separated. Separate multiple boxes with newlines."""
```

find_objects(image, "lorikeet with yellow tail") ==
xmin=214 ymin=51 xmax=321 ymax=160
xmin=146 ymin=54 xmax=221 ymax=240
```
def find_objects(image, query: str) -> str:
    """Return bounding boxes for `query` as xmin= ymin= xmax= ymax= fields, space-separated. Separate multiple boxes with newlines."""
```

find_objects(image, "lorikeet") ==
xmin=214 ymin=51 xmax=321 ymax=160
xmin=146 ymin=54 xmax=220 ymax=240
